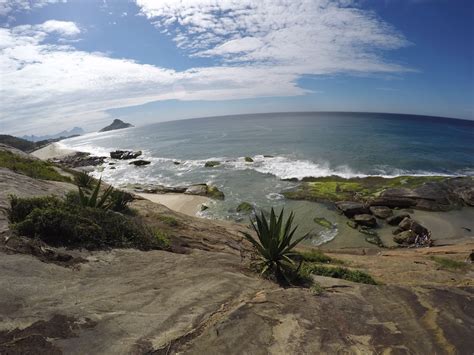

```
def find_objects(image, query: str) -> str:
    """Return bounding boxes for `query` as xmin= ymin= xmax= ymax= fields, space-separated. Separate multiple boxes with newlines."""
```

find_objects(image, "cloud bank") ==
xmin=0 ymin=0 xmax=411 ymax=134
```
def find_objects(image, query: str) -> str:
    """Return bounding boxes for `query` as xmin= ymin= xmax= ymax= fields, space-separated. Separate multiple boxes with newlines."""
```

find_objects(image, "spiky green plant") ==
xmin=78 ymin=177 xmax=114 ymax=209
xmin=242 ymin=208 xmax=308 ymax=285
xmin=74 ymin=171 xmax=94 ymax=189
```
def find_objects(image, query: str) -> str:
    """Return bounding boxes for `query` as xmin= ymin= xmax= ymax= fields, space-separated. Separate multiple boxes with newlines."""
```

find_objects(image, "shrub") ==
xmin=74 ymin=171 xmax=94 ymax=188
xmin=9 ymin=196 xmax=165 ymax=251
xmin=8 ymin=195 xmax=62 ymax=223
xmin=242 ymin=208 xmax=308 ymax=285
xmin=78 ymin=177 xmax=114 ymax=209
xmin=0 ymin=150 xmax=70 ymax=182
xmin=158 ymin=215 xmax=179 ymax=227
xmin=110 ymin=190 xmax=134 ymax=213
xmin=297 ymin=249 xmax=343 ymax=265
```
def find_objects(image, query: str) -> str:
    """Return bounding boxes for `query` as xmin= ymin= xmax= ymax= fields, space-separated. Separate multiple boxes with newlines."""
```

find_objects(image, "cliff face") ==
xmin=99 ymin=119 xmax=134 ymax=132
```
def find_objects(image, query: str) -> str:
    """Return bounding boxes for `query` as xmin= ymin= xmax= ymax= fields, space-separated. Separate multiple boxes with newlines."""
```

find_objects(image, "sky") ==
xmin=0 ymin=0 xmax=473 ymax=135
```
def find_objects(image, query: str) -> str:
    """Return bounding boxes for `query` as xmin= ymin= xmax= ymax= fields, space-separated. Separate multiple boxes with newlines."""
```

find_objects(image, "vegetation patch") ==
xmin=0 ymin=150 xmax=70 ymax=182
xmin=301 ymin=264 xmax=377 ymax=285
xmin=430 ymin=256 xmax=468 ymax=271
xmin=283 ymin=175 xmax=446 ymax=203
xmin=8 ymin=195 xmax=168 ymax=251
xmin=158 ymin=215 xmax=179 ymax=227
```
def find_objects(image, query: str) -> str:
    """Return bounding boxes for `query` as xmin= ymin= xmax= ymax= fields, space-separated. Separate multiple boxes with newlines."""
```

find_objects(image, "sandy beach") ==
xmin=31 ymin=143 xmax=76 ymax=160
xmin=136 ymin=192 xmax=210 ymax=217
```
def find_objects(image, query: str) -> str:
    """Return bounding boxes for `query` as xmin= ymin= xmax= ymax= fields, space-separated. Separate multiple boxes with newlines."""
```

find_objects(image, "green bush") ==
xmin=9 ymin=196 xmax=166 ymax=251
xmin=0 ymin=150 xmax=70 ymax=182
xmin=8 ymin=195 xmax=62 ymax=223
xmin=297 ymin=249 xmax=343 ymax=264
xmin=74 ymin=171 xmax=94 ymax=188
xmin=110 ymin=190 xmax=134 ymax=213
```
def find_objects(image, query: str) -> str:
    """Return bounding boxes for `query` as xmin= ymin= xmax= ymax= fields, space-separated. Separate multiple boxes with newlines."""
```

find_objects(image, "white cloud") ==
xmin=136 ymin=0 xmax=411 ymax=73
xmin=0 ymin=0 xmax=63 ymax=17
xmin=1 ymin=1 xmax=414 ymax=134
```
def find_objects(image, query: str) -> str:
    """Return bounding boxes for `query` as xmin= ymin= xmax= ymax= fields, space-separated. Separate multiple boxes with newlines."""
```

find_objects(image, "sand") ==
xmin=31 ymin=143 xmax=76 ymax=160
xmin=136 ymin=193 xmax=210 ymax=217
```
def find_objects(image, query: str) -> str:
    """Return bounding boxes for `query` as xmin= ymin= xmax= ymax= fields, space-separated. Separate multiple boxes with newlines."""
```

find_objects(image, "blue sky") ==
xmin=0 ymin=0 xmax=473 ymax=135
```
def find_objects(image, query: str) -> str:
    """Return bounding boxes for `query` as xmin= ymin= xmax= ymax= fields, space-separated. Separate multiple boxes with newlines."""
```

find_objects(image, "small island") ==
xmin=99 ymin=119 xmax=134 ymax=132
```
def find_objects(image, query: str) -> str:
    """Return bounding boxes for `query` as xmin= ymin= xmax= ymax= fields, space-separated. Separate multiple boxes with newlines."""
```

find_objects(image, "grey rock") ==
xmin=353 ymin=214 xmax=377 ymax=228
xmin=369 ymin=206 xmax=393 ymax=219
xmin=386 ymin=213 xmax=410 ymax=226
xmin=336 ymin=201 xmax=370 ymax=218
xmin=129 ymin=160 xmax=151 ymax=166
xmin=393 ymin=230 xmax=417 ymax=244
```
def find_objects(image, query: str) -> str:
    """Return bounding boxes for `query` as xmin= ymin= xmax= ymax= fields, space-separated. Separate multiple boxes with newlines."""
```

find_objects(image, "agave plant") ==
xmin=74 ymin=171 xmax=94 ymax=189
xmin=242 ymin=208 xmax=308 ymax=285
xmin=78 ymin=177 xmax=114 ymax=209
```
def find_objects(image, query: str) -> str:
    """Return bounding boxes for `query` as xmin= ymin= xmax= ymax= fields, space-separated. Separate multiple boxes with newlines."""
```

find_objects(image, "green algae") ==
xmin=283 ymin=175 xmax=447 ymax=203
xmin=313 ymin=217 xmax=334 ymax=229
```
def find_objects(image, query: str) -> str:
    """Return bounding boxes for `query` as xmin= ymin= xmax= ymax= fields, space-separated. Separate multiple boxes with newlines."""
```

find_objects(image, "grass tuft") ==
xmin=430 ymin=256 xmax=468 ymax=271
xmin=0 ymin=150 xmax=70 ymax=182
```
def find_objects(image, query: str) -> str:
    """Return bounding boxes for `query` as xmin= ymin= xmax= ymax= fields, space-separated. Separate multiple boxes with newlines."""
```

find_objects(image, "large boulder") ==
xmin=184 ymin=184 xmax=208 ymax=196
xmin=393 ymin=230 xmax=417 ymax=245
xmin=236 ymin=202 xmax=254 ymax=214
xmin=369 ymin=206 xmax=393 ymax=219
xmin=353 ymin=214 xmax=377 ymax=228
xmin=204 ymin=161 xmax=220 ymax=168
xmin=335 ymin=201 xmax=370 ymax=218
xmin=386 ymin=213 xmax=410 ymax=226
xmin=398 ymin=217 xmax=428 ymax=236
xmin=110 ymin=150 xmax=142 ymax=160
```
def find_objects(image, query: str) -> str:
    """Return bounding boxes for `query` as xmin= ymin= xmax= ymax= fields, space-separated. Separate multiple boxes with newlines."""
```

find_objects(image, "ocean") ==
xmin=59 ymin=112 xmax=474 ymax=245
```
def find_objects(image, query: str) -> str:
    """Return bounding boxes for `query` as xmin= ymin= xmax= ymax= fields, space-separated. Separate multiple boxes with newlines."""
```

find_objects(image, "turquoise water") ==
xmin=60 ymin=112 xmax=474 ymax=245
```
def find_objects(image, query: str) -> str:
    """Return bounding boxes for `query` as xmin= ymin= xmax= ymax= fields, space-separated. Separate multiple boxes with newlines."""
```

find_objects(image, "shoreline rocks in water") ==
xmin=135 ymin=183 xmax=225 ymax=200
xmin=284 ymin=175 xmax=474 ymax=211
xmin=51 ymin=151 xmax=106 ymax=168
xmin=204 ymin=161 xmax=220 ymax=168
xmin=129 ymin=160 xmax=151 ymax=166
xmin=110 ymin=150 xmax=142 ymax=160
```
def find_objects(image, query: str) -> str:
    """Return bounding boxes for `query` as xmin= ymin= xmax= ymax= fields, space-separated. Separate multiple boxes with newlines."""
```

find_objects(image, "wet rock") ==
xmin=244 ymin=157 xmax=254 ymax=163
xmin=110 ymin=150 xmax=142 ymax=160
xmin=184 ymin=184 xmax=224 ymax=199
xmin=353 ymin=214 xmax=377 ymax=228
xmin=335 ymin=201 xmax=370 ymax=218
xmin=263 ymin=155 xmax=274 ymax=158
xmin=386 ymin=213 xmax=410 ymax=226
xmin=53 ymin=152 xmax=105 ymax=168
xmin=369 ymin=206 xmax=392 ymax=219
xmin=173 ymin=161 xmax=181 ymax=165
xmin=346 ymin=220 xmax=358 ymax=229
xmin=393 ymin=230 xmax=417 ymax=245
xmin=392 ymin=227 xmax=404 ymax=235
xmin=184 ymin=184 xmax=208 ymax=196
xmin=200 ymin=204 xmax=209 ymax=211
xmin=236 ymin=202 xmax=254 ymax=214
xmin=204 ymin=161 xmax=220 ymax=168
xmin=129 ymin=160 xmax=151 ymax=166
xmin=398 ymin=217 xmax=428 ymax=236
xmin=370 ymin=196 xmax=416 ymax=209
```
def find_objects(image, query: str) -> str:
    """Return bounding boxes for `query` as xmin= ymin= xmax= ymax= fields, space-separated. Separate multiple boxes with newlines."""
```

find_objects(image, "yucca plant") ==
xmin=242 ymin=208 xmax=308 ymax=285
xmin=78 ymin=177 xmax=114 ymax=209
xmin=74 ymin=171 xmax=94 ymax=189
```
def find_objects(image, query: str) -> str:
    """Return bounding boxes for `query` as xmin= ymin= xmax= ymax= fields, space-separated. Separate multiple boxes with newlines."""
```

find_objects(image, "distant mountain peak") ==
xmin=21 ymin=127 xmax=85 ymax=142
xmin=99 ymin=119 xmax=134 ymax=132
